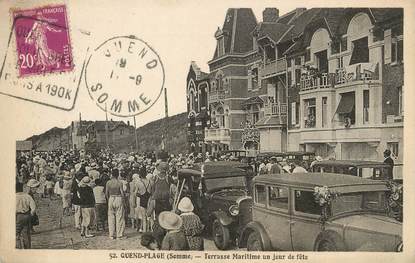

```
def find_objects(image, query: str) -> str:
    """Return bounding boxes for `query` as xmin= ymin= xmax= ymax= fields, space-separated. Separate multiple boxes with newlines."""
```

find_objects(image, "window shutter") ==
xmin=247 ymin=69 xmax=252 ymax=90
xmin=291 ymin=102 xmax=296 ymax=125
xmin=384 ymin=29 xmax=392 ymax=64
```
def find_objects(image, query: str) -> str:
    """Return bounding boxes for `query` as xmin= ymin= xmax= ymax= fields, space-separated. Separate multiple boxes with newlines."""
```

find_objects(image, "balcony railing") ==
xmin=204 ymin=128 xmax=231 ymax=142
xmin=259 ymin=58 xmax=286 ymax=78
xmin=300 ymin=73 xmax=335 ymax=91
xmin=264 ymin=103 xmax=288 ymax=116
xmin=335 ymin=62 xmax=379 ymax=85
xmin=208 ymin=89 xmax=226 ymax=103
xmin=299 ymin=63 xmax=379 ymax=91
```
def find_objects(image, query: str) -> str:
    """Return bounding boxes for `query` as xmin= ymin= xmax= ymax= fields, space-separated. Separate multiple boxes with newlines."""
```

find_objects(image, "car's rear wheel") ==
xmin=247 ymin=231 xmax=263 ymax=251
xmin=315 ymin=231 xmax=346 ymax=251
xmin=212 ymin=219 xmax=230 ymax=250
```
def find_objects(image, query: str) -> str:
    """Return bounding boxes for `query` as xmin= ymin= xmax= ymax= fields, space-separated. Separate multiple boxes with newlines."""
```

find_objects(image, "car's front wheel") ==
xmin=212 ymin=219 xmax=230 ymax=250
xmin=247 ymin=231 xmax=263 ymax=251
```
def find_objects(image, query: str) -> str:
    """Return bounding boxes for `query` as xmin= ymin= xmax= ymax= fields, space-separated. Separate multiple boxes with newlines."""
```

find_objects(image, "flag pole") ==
xmin=105 ymin=103 xmax=109 ymax=149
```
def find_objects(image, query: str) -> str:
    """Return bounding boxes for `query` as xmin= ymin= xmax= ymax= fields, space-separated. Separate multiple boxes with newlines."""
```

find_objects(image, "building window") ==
xmin=349 ymin=37 xmax=369 ymax=65
xmin=287 ymin=58 xmax=292 ymax=67
xmin=341 ymin=36 xmax=347 ymax=52
xmin=391 ymin=38 xmax=403 ymax=64
xmin=331 ymin=40 xmax=340 ymax=54
xmin=291 ymin=102 xmax=296 ymax=125
xmin=295 ymin=68 xmax=301 ymax=84
xmin=305 ymin=48 xmax=311 ymax=62
xmin=398 ymin=86 xmax=403 ymax=116
xmin=268 ymin=186 xmax=289 ymax=210
xmin=120 ymin=129 xmax=124 ymax=135
xmin=250 ymin=105 xmax=260 ymax=125
xmin=287 ymin=72 xmax=292 ymax=87
xmin=387 ymin=142 xmax=399 ymax=158
xmin=295 ymin=102 xmax=300 ymax=125
xmin=337 ymin=56 xmax=344 ymax=69
xmin=363 ymin=90 xmax=370 ymax=123
xmin=315 ymin=50 xmax=328 ymax=73
xmin=295 ymin=57 xmax=302 ymax=66
xmin=264 ymin=45 xmax=276 ymax=62
xmin=336 ymin=92 xmax=355 ymax=126
xmin=217 ymin=37 xmax=225 ymax=57
xmin=216 ymin=74 xmax=224 ymax=91
xmin=216 ymin=107 xmax=225 ymax=128
xmin=189 ymin=91 xmax=195 ymax=111
xmin=322 ymin=97 xmax=328 ymax=127
xmin=304 ymin=98 xmax=316 ymax=128
xmin=291 ymin=102 xmax=299 ymax=126
xmin=251 ymin=67 xmax=258 ymax=90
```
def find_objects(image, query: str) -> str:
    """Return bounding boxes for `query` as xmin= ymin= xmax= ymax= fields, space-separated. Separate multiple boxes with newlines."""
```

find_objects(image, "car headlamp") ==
xmin=229 ymin=204 xmax=239 ymax=216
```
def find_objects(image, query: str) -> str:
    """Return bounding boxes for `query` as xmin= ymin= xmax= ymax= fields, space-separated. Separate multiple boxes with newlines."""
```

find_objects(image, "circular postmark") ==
xmin=85 ymin=35 xmax=165 ymax=117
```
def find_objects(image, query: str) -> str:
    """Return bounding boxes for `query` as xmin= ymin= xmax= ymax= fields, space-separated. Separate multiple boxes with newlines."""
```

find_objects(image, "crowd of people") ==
xmin=15 ymin=147 xmax=395 ymax=249
xmin=15 ymin=149 xmax=207 ymax=249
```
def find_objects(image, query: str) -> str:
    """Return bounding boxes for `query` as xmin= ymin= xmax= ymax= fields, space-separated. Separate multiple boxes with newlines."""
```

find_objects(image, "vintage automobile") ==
xmin=257 ymin=151 xmax=315 ymax=162
xmin=239 ymin=172 xmax=402 ymax=251
xmin=311 ymin=160 xmax=400 ymax=183
xmin=177 ymin=161 xmax=254 ymax=250
xmin=217 ymin=150 xmax=247 ymax=161
xmin=285 ymin=151 xmax=315 ymax=168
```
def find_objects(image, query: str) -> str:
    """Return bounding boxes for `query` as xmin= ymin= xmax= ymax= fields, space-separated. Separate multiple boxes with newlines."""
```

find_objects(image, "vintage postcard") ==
xmin=0 ymin=0 xmax=414 ymax=263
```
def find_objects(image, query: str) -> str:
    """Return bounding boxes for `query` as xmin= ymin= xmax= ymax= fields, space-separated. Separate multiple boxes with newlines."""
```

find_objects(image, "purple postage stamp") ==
xmin=12 ymin=5 xmax=73 ymax=77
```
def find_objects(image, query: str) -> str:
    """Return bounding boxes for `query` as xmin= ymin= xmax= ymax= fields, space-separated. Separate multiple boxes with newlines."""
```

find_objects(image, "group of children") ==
xmin=140 ymin=197 xmax=204 ymax=251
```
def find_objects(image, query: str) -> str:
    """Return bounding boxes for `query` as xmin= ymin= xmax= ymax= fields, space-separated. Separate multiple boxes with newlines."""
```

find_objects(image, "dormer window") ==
xmin=215 ymin=27 xmax=225 ymax=57
xmin=217 ymin=38 xmax=225 ymax=57
xmin=215 ymin=71 xmax=225 ymax=91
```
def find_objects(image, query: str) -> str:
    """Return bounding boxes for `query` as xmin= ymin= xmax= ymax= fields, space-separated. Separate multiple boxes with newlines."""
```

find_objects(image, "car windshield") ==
xmin=204 ymin=176 xmax=247 ymax=192
xmin=331 ymin=191 xmax=388 ymax=216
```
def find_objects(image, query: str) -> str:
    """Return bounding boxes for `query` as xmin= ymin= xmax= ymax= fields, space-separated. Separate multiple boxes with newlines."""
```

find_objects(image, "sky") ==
xmin=0 ymin=0 xmax=295 ymax=140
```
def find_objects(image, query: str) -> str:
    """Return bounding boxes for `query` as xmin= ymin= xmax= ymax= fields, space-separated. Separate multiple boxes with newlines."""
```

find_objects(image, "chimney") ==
xmin=263 ymin=8 xmax=279 ymax=23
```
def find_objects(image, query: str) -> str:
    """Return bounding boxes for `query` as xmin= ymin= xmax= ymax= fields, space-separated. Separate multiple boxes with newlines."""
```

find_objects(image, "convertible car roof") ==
xmin=178 ymin=161 xmax=250 ymax=178
xmin=254 ymin=173 xmax=389 ymax=193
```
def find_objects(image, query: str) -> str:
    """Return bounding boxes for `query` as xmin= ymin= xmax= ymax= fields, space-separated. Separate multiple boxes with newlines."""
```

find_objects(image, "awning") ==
xmin=336 ymin=93 xmax=355 ymax=114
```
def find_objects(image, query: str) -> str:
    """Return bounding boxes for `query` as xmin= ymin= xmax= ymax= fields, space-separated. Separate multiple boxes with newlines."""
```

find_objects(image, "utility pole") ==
xmin=164 ymin=88 xmax=169 ymax=118
xmin=105 ymin=103 xmax=109 ymax=149
xmin=163 ymin=88 xmax=168 ymax=152
xmin=133 ymin=116 xmax=139 ymax=152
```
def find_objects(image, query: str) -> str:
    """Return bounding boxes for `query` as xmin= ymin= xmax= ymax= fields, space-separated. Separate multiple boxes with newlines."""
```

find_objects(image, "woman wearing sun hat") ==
xmin=159 ymin=211 xmax=188 ymax=250
xmin=177 ymin=197 xmax=204 ymax=250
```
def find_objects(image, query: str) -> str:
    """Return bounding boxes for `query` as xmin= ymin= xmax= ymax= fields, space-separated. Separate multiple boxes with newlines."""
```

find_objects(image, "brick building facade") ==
xmin=187 ymin=7 xmax=403 ymax=176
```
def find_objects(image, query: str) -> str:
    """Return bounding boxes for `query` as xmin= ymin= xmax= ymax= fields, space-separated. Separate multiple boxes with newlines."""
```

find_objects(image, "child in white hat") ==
xmin=177 ymin=197 xmax=204 ymax=250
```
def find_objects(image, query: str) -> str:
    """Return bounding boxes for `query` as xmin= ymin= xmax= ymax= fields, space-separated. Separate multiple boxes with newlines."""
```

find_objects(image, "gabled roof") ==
xmin=212 ymin=8 xmax=257 ymax=60
xmin=276 ymin=11 xmax=297 ymax=25
xmin=278 ymin=8 xmax=322 ymax=44
xmin=371 ymin=8 xmax=403 ymax=23
xmin=242 ymin=96 xmax=264 ymax=107
xmin=255 ymin=22 xmax=292 ymax=43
